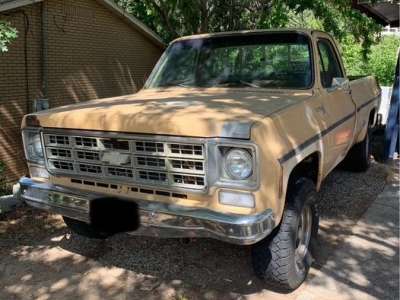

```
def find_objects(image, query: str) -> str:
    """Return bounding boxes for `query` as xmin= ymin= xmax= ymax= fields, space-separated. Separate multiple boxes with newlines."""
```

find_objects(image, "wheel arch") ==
xmin=369 ymin=107 xmax=377 ymax=127
xmin=274 ymin=151 xmax=322 ymax=227
xmin=286 ymin=151 xmax=321 ymax=193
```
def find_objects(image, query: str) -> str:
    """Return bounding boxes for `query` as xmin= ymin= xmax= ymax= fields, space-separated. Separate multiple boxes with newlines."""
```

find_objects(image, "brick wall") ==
xmin=0 ymin=0 xmax=164 ymax=184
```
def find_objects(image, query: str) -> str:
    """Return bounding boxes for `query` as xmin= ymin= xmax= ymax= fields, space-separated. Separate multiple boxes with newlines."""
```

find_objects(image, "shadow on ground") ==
xmin=0 ymin=161 xmax=396 ymax=300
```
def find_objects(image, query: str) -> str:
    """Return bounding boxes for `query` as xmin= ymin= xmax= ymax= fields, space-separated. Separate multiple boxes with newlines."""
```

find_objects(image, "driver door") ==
xmin=313 ymin=32 xmax=356 ymax=174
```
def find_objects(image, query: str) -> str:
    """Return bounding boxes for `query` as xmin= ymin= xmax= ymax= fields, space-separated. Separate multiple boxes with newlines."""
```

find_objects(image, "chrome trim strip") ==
xmin=19 ymin=176 xmax=274 ymax=245
xmin=38 ymin=128 xmax=209 ymax=143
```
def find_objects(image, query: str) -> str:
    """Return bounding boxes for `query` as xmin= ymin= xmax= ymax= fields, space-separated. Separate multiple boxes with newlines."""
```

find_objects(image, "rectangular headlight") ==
xmin=22 ymin=128 xmax=44 ymax=164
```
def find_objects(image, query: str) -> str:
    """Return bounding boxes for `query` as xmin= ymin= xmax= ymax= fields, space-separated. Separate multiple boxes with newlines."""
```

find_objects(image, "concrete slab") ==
xmin=297 ymin=168 xmax=399 ymax=300
xmin=0 ymin=183 xmax=23 ymax=213
xmin=0 ymin=195 xmax=21 ymax=213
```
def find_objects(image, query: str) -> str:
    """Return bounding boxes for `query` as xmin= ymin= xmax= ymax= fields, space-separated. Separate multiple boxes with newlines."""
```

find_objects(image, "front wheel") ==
xmin=251 ymin=178 xmax=319 ymax=290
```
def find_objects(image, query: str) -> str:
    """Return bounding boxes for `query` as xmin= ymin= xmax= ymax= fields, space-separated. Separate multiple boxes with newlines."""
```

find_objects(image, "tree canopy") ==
xmin=0 ymin=19 xmax=18 ymax=52
xmin=115 ymin=0 xmax=381 ymax=57
xmin=115 ymin=0 xmax=400 ymax=85
xmin=1 ymin=1 xmax=397 ymax=85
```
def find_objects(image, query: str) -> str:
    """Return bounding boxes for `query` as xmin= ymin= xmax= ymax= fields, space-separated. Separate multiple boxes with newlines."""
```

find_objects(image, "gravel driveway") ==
xmin=0 ymin=159 xmax=395 ymax=300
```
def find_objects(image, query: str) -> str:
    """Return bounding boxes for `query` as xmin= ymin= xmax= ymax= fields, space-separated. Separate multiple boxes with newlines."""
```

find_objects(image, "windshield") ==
xmin=145 ymin=32 xmax=313 ymax=90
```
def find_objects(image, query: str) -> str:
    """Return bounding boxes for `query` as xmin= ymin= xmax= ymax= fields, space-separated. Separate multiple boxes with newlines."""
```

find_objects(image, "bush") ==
xmin=341 ymin=35 xmax=400 ymax=86
xmin=0 ymin=158 xmax=11 ymax=196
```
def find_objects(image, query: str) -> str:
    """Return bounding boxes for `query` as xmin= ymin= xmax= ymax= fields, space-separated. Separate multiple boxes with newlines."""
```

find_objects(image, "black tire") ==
xmin=251 ymin=177 xmax=319 ymax=290
xmin=63 ymin=216 xmax=113 ymax=239
xmin=339 ymin=126 xmax=371 ymax=172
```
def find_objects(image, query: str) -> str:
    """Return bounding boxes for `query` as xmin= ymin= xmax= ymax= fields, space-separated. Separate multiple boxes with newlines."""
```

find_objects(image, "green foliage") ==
xmin=285 ymin=3 xmax=381 ymax=59
xmin=341 ymin=35 xmax=368 ymax=76
xmin=342 ymin=35 xmax=400 ymax=86
xmin=0 ymin=159 xmax=5 ymax=181
xmin=0 ymin=158 xmax=9 ymax=196
xmin=281 ymin=6 xmax=398 ymax=86
xmin=367 ymin=35 xmax=400 ymax=86
xmin=116 ymin=0 xmax=396 ymax=85
xmin=115 ymin=0 xmax=289 ymax=42
xmin=0 ymin=19 xmax=18 ymax=52
xmin=115 ymin=0 xmax=382 ymax=55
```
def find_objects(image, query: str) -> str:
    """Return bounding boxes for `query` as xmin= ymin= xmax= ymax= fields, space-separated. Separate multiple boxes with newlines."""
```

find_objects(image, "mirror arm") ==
xmin=327 ymin=85 xmax=339 ymax=93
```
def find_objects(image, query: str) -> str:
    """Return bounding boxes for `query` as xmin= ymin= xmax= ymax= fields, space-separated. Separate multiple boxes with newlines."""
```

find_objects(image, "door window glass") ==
xmin=317 ymin=39 xmax=343 ymax=88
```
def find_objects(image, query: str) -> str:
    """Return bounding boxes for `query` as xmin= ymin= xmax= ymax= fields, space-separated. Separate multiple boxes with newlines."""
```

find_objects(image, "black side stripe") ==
xmin=278 ymin=94 xmax=380 ymax=164
xmin=357 ymin=96 xmax=378 ymax=112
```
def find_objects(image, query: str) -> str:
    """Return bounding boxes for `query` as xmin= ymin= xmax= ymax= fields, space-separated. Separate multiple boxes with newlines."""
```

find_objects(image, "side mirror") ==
xmin=327 ymin=77 xmax=351 ymax=94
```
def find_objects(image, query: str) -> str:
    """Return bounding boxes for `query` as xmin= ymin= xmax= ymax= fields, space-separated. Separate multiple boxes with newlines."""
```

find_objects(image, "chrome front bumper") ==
xmin=19 ymin=176 xmax=275 ymax=245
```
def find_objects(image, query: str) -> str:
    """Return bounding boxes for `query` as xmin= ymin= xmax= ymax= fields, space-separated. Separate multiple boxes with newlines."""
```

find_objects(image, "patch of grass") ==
xmin=372 ymin=162 xmax=396 ymax=182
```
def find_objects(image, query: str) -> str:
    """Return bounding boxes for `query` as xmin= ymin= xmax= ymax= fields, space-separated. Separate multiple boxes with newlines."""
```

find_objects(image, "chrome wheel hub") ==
xmin=295 ymin=204 xmax=312 ymax=265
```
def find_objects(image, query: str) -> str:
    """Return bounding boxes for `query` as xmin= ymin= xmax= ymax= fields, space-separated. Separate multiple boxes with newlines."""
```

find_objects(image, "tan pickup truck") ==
xmin=19 ymin=29 xmax=380 ymax=289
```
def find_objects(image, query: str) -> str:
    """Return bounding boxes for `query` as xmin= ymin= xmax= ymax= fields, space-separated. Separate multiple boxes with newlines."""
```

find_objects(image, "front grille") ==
xmin=107 ymin=167 xmax=134 ymax=179
xmin=43 ymin=131 xmax=206 ymax=190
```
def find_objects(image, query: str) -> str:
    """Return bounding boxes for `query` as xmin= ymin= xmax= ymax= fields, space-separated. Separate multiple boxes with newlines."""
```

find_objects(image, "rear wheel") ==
xmin=339 ymin=126 xmax=371 ymax=172
xmin=251 ymin=178 xmax=319 ymax=290
xmin=63 ymin=216 xmax=113 ymax=239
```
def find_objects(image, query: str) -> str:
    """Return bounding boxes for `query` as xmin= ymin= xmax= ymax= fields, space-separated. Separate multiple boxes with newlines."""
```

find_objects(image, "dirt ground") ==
xmin=0 ymin=218 xmax=362 ymax=300
xmin=0 ymin=138 xmax=396 ymax=299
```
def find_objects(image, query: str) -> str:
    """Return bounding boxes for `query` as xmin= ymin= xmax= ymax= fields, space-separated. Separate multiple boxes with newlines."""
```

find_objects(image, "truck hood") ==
xmin=25 ymin=88 xmax=312 ymax=138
